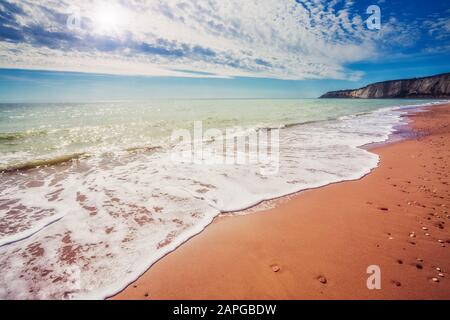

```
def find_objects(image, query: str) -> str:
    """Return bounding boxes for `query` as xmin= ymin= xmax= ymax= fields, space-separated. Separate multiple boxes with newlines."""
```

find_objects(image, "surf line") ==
xmin=0 ymin=213 xmax=65 ymax=247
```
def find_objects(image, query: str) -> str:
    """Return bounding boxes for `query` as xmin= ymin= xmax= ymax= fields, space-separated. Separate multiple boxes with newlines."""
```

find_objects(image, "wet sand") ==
xmin=113 ymin=103 xmax=450 ymax=300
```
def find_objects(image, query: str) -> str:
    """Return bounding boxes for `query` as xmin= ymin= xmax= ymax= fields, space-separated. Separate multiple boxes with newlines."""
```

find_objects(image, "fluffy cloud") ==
xmin=0 ymin=0 xmax=425 ymax=80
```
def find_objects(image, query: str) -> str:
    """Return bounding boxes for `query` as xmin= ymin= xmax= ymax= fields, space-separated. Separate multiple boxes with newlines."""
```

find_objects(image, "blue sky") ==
xmin=0 ymin=0 xmax=449 ymax=102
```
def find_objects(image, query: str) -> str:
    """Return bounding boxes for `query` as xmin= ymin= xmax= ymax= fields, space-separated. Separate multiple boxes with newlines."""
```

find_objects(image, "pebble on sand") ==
xmin=422 ymin=227 xmax=428 ymax=231
xmin=318 ymin=276 xmax=327 ymax=284
xmin=438 ymin=273 xmax=445 ymax=277
xmin=432 ymin=278 xmax=440 ymax=283
xmin=271 ymin=265 xmax=280 ymax=272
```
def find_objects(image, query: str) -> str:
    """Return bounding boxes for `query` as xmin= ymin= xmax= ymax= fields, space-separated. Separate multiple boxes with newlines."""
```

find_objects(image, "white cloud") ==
xmin=424 ymin=16 xmax=450 ymax=40
xmin=0 ymin=0 xmax=419 ymax=80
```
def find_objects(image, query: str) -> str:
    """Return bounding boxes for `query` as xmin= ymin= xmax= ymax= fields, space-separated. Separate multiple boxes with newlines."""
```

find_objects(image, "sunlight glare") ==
xmin=92 ymin=3 xmax=128 ymax=35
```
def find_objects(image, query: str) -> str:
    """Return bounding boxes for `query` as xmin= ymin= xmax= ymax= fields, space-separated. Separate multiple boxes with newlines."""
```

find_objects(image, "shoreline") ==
xmin=113 ymin=103 xmax=450 ymax=300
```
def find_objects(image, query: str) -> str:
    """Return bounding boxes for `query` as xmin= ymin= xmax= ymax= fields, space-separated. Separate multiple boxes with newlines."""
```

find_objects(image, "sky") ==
xmin=0 ymin=0 xmax=449 ymax=102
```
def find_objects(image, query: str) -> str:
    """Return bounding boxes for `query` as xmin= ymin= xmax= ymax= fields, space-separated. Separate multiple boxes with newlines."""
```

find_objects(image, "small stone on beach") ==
xmin=318 ymin=276 xmax=327 ymax=284
xmin=432 ymin=278 xmax=440 ymax=283
xmin=271 ymin=265 xmax=280 ymax=272
xmin=393 ymin=281 xmax=401 ymax=287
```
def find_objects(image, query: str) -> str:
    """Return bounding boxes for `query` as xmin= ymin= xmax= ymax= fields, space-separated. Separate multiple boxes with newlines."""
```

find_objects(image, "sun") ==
xmin=92 ymin=3 xmax=128 ymax=35
xmin=97 ymin=7 xmax=118 ymax=30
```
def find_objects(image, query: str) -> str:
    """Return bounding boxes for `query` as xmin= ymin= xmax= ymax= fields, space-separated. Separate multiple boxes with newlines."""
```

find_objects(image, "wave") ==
xmin=0 ymin=153 xmax=87 ymax=172
xmin=0 ymin=145 xmax=166 ymax=173
xmin=125 ymin=145 xmax=162 ymax=154
xmin=0 ymin=213 xmax=65 ymax=247
xmin=0 ymin=130 xmax=48 ymax=142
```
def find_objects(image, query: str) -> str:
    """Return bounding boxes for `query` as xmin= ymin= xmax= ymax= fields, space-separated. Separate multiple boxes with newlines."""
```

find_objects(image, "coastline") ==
xmin=113 ymin=103 xmax=450 ymax=300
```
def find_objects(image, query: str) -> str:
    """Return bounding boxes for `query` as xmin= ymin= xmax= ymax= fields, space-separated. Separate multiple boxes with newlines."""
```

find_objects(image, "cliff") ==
xmin=320 ymin=72 xmax=450 ymax=99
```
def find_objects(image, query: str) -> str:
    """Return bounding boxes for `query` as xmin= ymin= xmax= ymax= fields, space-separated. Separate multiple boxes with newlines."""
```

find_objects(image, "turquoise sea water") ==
xmin=0 ymin=99 xmax=440 ymax=169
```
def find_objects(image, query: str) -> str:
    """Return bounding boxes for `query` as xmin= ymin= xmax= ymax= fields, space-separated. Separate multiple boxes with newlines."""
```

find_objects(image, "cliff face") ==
xmin=320 ymin=73 xmax=450 ymax=99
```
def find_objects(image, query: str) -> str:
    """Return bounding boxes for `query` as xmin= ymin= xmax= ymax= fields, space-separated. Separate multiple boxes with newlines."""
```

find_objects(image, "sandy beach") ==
xmin=113 ymin=103 xmax=450 ymax=300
